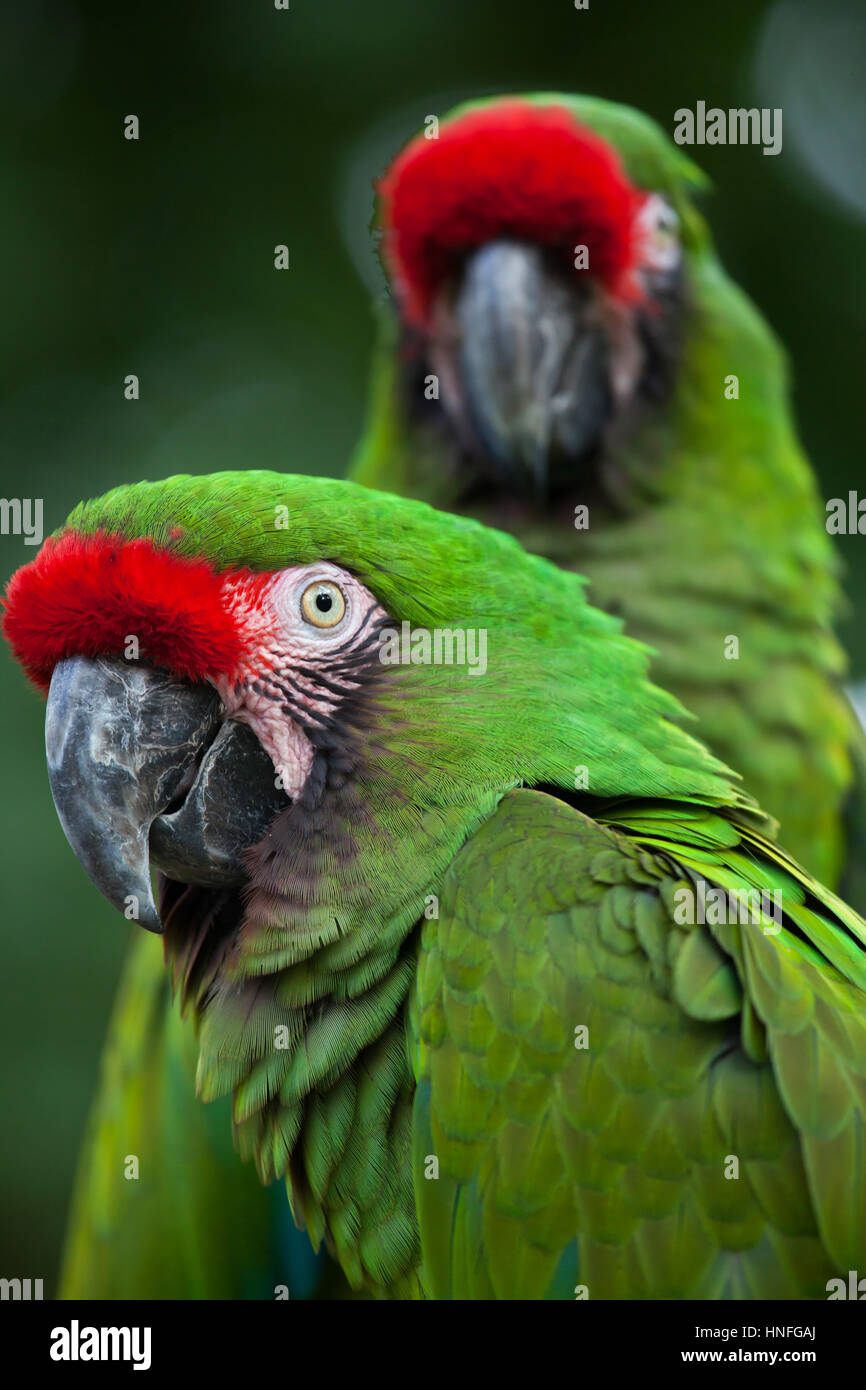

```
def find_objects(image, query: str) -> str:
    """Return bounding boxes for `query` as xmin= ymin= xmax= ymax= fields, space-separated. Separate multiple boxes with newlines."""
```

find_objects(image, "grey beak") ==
xmin=45 ymin=655 xmax=288 ymax=933
xmin=432 ymin=240 xmax=612 ymax=495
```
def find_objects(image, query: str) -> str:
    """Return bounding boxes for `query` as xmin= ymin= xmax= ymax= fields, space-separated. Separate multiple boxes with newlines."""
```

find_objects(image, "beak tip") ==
xmin=124 ymin=882 xmax=164 ymax=935
xmin=139 ymin=909 xmax=164 ymax=936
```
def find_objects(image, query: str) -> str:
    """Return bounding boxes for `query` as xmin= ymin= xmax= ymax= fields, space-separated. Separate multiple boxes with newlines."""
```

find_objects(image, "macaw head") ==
xmin=376 ymin=94 xmax=712 ymax=497
xmin=4 ymin=471 xmax=740 ymax=946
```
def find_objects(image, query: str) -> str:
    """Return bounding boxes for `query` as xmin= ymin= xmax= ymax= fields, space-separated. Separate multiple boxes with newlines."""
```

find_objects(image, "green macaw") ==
xmin=350 ymin=93 xmax=865 ymax=906
xmin=5 ymin=469 xmax=866 ymax=1299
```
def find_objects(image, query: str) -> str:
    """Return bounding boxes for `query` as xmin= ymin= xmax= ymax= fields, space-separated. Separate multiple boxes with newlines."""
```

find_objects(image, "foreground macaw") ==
xmin=5 ymin=470 xmax=866 ymax=1299
xmin=350 ymin=93 xmax=866 ymax=906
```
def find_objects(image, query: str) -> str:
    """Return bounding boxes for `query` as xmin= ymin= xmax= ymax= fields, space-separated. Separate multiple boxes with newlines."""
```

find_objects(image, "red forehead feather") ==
xmin=379 ymin=100 xmax=646 ymax=329
xmin=2 ymin=530 xmax=258 ymax=693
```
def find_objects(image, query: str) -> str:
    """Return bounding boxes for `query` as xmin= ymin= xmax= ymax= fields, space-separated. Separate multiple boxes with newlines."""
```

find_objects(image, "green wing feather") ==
xmin=412 ymin=789 xmax=866 ymax=1299
xmin=840 ymin=704 xmax=866 ymax=913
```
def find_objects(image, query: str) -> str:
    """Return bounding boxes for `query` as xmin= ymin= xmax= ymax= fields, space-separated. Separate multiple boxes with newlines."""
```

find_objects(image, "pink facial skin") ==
xmin=213 ymin=562 xmax=387 ymax=801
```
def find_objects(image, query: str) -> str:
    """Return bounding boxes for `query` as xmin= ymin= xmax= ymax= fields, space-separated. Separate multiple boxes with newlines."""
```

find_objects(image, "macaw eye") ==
xmin=300 ymin=580 xmax=347 ymax=629
xmin=653 ymin=198 xmax=679 ymax=240
xmin=639 ymin=194 xmax=681 ymax=274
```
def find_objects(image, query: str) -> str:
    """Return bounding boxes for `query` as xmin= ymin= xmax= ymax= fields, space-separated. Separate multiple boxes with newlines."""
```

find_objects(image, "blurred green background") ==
xmin=1 ymin=0 xmax=864 ymax=1292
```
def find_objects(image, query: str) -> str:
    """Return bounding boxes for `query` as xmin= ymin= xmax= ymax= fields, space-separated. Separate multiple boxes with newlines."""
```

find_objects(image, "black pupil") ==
xmin=315 ymin=590 xmax=333 ymax=613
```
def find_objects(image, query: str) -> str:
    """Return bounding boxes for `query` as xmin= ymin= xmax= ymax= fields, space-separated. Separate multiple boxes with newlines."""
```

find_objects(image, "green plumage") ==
xmin=414 ymin=791 xmax=866 ymax=1297
xmin=350 ymin=92 xmax=864 ymax=904
xmin=24 ymin=470 xmax=866 ymax=1299
xmin=60 ymin=931 xmax=335 ymax=1299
